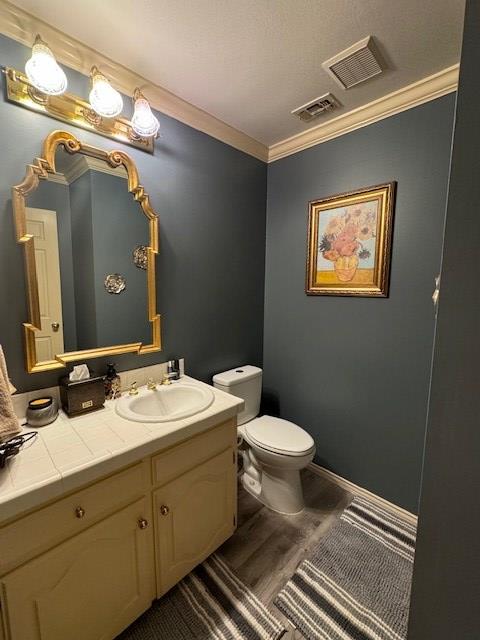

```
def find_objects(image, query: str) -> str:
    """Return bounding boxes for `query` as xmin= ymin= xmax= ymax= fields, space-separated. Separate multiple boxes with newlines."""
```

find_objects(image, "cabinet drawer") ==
xmin=152 ymin=418 xmax=236 ymax=487
xmin=0 ymin=460 xmax=149 ymax=576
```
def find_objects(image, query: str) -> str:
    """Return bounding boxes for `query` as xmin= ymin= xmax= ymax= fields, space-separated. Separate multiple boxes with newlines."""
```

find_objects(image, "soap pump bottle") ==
xmin=104 ymin=363 xmax=121 ymax=400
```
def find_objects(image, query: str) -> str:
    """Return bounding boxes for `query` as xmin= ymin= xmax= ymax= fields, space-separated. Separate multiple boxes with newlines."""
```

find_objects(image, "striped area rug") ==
xmin=274 ymin=497 xmax=416 ymax=640
xmin=118 ymin=553 xmax=285 ymax=640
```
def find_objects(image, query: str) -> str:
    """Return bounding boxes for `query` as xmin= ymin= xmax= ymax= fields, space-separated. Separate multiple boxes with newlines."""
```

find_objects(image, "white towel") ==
xmin=0 ymin=346 xmax=21 ymax=442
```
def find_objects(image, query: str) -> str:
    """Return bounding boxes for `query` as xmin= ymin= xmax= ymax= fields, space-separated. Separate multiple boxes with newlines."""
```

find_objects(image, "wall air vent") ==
xmin=323 ymin=36 xmax=383 ymax=89
xmin=291 ymin=93 xmax=340 ymax=123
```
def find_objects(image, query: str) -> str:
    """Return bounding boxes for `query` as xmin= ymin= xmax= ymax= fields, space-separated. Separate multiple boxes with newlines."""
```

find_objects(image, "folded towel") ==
xmin=0 ymin=346 xmax=21 ymax=442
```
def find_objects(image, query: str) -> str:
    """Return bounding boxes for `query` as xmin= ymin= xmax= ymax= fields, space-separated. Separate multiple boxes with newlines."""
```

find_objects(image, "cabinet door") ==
xmin=1 ymin=498 xmax=154 ymax=640
xmin=154 ymin=447 xmax=236 ymax=596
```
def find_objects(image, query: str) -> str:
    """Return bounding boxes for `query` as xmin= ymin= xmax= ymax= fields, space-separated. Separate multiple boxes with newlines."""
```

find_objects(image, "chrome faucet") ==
xmin=167 ymin=359 xmax=180 ymax=380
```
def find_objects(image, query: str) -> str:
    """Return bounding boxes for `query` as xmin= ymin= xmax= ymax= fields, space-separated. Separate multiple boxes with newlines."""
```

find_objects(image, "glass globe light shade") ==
xmin=89 ymin=68 xmax=123 ymax=118
xmin=25 ymin=36 xmax=67 ymax=95
xmin=131 ymin=94 xmax=160 ymax=137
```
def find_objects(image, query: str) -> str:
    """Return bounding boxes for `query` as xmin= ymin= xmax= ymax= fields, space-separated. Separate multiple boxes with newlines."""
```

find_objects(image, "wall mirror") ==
xmin=13 ymin=130 xmax=161 ymax=373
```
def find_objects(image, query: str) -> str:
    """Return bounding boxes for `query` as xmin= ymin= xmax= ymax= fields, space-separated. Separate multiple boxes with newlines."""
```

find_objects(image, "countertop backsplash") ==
xmin=11 ymin=362 xmax=170 ymax=420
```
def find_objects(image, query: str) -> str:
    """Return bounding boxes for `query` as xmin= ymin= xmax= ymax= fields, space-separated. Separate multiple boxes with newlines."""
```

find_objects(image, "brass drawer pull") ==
xmin=160 ymin=505 xmax=170 ymax=516
xmin=138 ymin=518 xmax=149 ymax=530
xmin=75 ymin=506 xmax=86 ymax=519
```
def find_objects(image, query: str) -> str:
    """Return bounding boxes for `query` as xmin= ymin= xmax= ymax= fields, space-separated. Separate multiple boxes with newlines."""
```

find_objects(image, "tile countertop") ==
xmin=0 ymin=377 xmax=243 ymax=525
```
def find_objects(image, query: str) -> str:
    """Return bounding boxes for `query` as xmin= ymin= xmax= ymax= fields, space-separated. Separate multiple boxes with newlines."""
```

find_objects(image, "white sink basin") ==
xmin=115 ymin=382 xmax=215 ymax=423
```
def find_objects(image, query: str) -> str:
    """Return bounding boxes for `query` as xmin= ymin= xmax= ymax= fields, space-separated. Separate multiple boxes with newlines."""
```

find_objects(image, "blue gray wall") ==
xmin=69 ymin=171 xmax=96 ymax=349
xmin=264 ymin=95 xmax=456 ymax=512
xmin=89 ymin=171 xmax=151 ymax=348
xmin=0 ymin=33 xmax=267 ymax=391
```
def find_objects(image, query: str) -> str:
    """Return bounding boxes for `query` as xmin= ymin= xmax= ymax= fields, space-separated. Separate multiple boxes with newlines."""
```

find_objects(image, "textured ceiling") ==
xmin=11 ymin=0 xmax=465 ymax=146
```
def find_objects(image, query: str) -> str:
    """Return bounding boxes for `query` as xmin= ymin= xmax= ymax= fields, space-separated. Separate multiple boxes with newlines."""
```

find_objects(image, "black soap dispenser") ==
xmin=104 ymin=363 xmax=121 ymax=400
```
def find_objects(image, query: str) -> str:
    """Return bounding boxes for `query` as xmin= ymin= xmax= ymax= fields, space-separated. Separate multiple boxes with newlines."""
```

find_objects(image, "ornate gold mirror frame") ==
xmin=13 ymin=130 xmax=161 ymax=373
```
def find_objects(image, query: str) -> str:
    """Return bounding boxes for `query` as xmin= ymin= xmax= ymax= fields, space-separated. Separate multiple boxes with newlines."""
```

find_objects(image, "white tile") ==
xmin=132 ymin=368 xmax=148 ymax=388
xmin=103 ymin=414 xmax=137 ymax=428
xmin=152 ymin=362 xmax=168 ymax=378
xmin=102 ymin=401 xmax=116 ymax=415
xmin=0 ymin=466 xmax=14 ymax=495
xmin=50 ymin=444 xmax=94 ymax=472
xmin=0 ymin=474 xmax=64 ymax=521
xmin=11 ymin=392 xmax=29 ymax=419
xmin=77 ymin=426 xmax=126 ymax=454
xmin=82 ymin=436 xmax=115 ymax=456
xmin=10 ymin=457 xmax=58 ymax=489
xmin=71 ymin=423 xmax=106 ymax=439
xmin=17 ymin=436 xmax=51 ymax=461
xmin=71 ymin=421 xmax=109 ymax=438
xmin=59 ymin=452 xmax=114 ymax=492
xmin=108 ymin=421 xmax=152 ymax=443
xmin=118 ymin=370 xmax=131 ymax=392
xmin=63 ymin=411 xmax=108 ymax=427
xmin=43 ymin=432 xmax=84 ymax=454
xmin=37 ymin=419 xmax=75 ymax=441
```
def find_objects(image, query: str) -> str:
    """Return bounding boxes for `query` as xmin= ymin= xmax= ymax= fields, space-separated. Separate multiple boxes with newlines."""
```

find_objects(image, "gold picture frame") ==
xmin=12 ymin=130 xmax=161 ymax=373
xmin=306 ymin=182 xmax=396 ymax=297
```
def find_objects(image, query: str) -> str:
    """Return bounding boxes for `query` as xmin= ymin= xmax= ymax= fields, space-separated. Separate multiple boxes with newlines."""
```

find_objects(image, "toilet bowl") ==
xmin=212 ymin=366 xmax=315 ymax=515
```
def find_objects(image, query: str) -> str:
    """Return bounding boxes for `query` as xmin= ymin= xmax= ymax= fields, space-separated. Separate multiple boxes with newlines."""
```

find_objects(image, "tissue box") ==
xmin=59 ymin=374 xmax=105 ymax=417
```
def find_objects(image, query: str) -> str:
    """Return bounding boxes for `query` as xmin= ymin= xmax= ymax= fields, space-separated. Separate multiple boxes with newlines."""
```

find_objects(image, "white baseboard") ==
xmin=308 ymin=462 xmax=418 ymax=526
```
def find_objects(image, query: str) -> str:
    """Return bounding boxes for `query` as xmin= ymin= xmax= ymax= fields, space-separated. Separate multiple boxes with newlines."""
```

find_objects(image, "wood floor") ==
xmin=219 ymin=468 xmax=353 ymax=639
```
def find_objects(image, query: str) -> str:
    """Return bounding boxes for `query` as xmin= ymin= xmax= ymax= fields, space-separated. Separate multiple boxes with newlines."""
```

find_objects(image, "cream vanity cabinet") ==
xmin=0 ymin=418 xmax=237 ymax=640
xmin=152 ymin=419 xmax=237 ymax=595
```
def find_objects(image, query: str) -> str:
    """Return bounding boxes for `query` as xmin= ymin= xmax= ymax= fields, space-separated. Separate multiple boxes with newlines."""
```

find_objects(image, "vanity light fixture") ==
xmin=25 ymin=34 xmax=67 ymax=96
xmin=89 ymin=66 xmax=123 ymax=118
xmin=131 ymin=88 xmax=160 ymax=138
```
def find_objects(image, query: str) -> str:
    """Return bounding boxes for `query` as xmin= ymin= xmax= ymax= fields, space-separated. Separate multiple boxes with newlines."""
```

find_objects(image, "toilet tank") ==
xmin=212 ymin=365 xmax=262 ymax=425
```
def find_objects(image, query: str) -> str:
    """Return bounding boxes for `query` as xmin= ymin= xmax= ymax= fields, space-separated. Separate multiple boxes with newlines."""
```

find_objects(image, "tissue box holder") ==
xmin=60 ymin=375 xmax=105 ymax=417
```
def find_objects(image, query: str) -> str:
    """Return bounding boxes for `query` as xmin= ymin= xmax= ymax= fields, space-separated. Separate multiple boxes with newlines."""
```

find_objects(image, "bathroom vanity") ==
xmin=0 ymin=378 xmax=242 ymax=640
xmin=0 ymin=126 xmax=243 ymax=639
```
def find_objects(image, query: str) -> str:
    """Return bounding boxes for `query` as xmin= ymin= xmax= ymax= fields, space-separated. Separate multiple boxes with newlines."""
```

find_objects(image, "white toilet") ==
xmin=212 ymin=365 xmax=315 ymax=515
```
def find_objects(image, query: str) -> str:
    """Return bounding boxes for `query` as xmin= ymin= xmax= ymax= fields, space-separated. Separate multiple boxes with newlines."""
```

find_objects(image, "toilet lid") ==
xmin=244 ymin=415 xmax=315 ymax=456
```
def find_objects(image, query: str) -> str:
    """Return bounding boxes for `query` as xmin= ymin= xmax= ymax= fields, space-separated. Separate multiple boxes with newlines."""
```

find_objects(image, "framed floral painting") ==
xmin=306 ymin=182 xmax=396 ymax=297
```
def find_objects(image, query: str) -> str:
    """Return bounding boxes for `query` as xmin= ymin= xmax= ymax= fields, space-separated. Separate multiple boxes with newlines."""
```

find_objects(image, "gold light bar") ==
xmin=4 ymin=67 xmax=154 ymax=154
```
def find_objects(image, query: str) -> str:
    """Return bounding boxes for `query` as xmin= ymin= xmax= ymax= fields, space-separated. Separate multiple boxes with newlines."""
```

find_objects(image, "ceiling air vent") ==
xmin=291 ymin=93 xmax=340 ymax=123
xmin=323 ymin=36 xmax=383 ymax=89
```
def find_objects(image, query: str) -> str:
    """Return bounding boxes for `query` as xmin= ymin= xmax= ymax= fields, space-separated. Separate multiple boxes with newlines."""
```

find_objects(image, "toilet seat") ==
xmin=244 ymin=415 xmax=315 ymax=457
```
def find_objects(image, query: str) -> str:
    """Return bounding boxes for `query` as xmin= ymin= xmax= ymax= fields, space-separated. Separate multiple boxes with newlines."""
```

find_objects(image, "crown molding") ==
xmin=268 ymin=64 xmax=459 ymax=162
xmin=0 ymin=0 xmax=268 ymax=162
xmin=62 ymin=155 xmax=128 ymax=184
xmin=0 ymin=0 xmax=458 ymax=166
xmin=46 ymin=172 xmax=68 ymax=185
xmin=46 ymin=155 xmax=127 ymax=184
